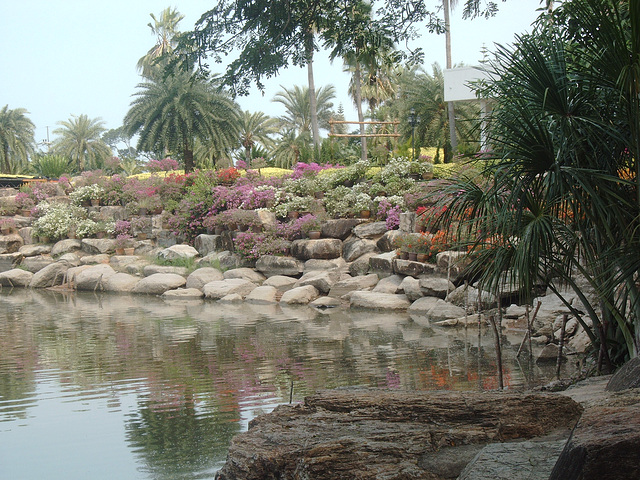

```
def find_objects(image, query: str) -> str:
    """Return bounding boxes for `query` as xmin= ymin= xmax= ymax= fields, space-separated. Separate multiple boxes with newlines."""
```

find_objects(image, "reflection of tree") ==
xmin=126 ymin=389 xmax=240 ymax=479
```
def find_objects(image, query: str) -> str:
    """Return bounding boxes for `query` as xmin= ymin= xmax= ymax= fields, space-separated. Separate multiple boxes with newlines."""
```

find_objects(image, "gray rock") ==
xmin=536 ymin=343 xmax=563 ymax=364
xmin=57 ymin=252 xmax=81 ymax=266
xmin=102 ymin=272 xmax=141 ymax=292
xmin=185 ymin=267 xmax=224 ymax=290
xmin=400 ymin=276 xmax=423 ymax=302
xmin=157 ymin=244 xmax=199 ymax=261
xmin=294 ymin=270 xmax=340 ymax=294
xmin=223 ymin=267 xmax=266 ymax=284
xmin=399 ymin=211 xmax=416 ymax=233
xmin=353 ymin=221 xmax=388 ymax=239
xmin=256 ymin=209 xmax=277 ymax=229
xmin=263 ymin=275 xmax=298 ymax=295
xmin=376 ymin=230 xmax=402 ymax=252
xmin=303 ymin=258 xmax=346 ymax=272
xmin=245 ymin=285 xmax=278 ymax=304
xmin=369 ymin=251 xmax=397 ymax=278
xmin=408 ymin=297 xmax=466 ymax=321
xmin=328 ymin=273 xmax=379 ymax=298
xmin=50 ymin=239 xmax=82 ymax=257
xmin=291 ymin=238 xmax=342 ymax=260
xmin=0 ymin=233 xmax=24 ymax=254
xmin=310 ymin=296 xmax=342 ymax=308
xmin=81 ymin=238 xmax=116 ymax=255
xmin=418 ymin=445 xmax=485 ymax=479
xmin=20 ymin=255 xmax=53 ymax=273
xmin=372 ymin=274 xmax=403 ymax=294
xmin=203 ymin=278 xmax=257 ymax=299
xmin=342 ymin=238 xmax=378 ymax=262
xmin=321 ymin=218 xmax=363 ymax=240
xmin=458 ymin=440 xmax=566 ymax=480
xmin=348 ymin=252 xmax=376 ymax=276
xmin=350 ymin=291 xmax=411 ymax=311
xmin=255 ymin=255 xmax=304 ymax=277
xmin=419 ymin=277 xmax=455 ymax=299
xmin=218 ymin=293 xmax=244 ymax=303
xmin=194 ymin=234 xmax=227 ymax=256
xmin=29 ymin=261 xmax=70 ymax=288
xmin=0 ymin=268 xmax=34 ymax=287
xmin=393 ymin=258 xmax=436 ymax=277
xmin=79 ymin=254 xmax=110 ymax=265
xmin=446 ymin=284 xmax=496 ymax=310
xmin=18 ymin=244 xmax=51 ymax=257
xmin=132 ymin=273 xmax=187 ymax=295
xmin=279 ymin=285 xmax=320 ymax=305
xmin=161 ymin=288 xmax=204 ymax=299
xmin=143 ymin=265 xmax=189 ymax=277
xmin=98 ymin=205 xmax=126 ymax=221
xmin=607 ymin=357 xmax=640 ymax=391
xmin=75 ymin=264 xmax=117 ymax=290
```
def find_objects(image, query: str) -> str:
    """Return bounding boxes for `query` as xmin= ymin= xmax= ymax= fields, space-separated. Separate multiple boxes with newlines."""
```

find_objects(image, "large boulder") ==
xmin=143 ymin=265 xmax=189 ymax=277
xmin=0 ymin=268 xmax=34 ymax=287
xmin=262 ymin=275 xmax=298 ymax=295
xmin=294 ymin=270 xmax=340 ymax=294
xmin=194 ymin=234 xmax=228 ymax=256
xmin=303 ymin=258 xmax=346 ymax=273
xmin=353 ymin=221 xmax=388 ymax=239
xmin=321 ymin=218 xmax=363 ymax=240
xmin=376 ymin=230 xmax=402 ymax=252
xmin=50 ymin=239 xmax=82 ymax=257
xmin=255 ymin=255 xmax=304 ymax=277
xmin=223 ymin=267 xmax=266 ymax=284
xmin=372 ymin=274 xmax=404 ymax=294
xmin=291 ymin=238 xmax=342 ymax=260
xmin=393 ymin=258 xmax=436 ymax=277
xmin=161 ymin=288 xmax=204 ymax=299
xmin=185 ymin=267 xmax=224 ymax=290
xmin=203 ymin=278 xmax=257 ymax=299
xmin=102 ymin=272 xmax=141 ymax=292
xmin=75 ymin=264 xmax=117 ymax=290
xmin=408 ymin=297 xmax=467 ymax=321
xmin=0 ymin=233 xmax=24 ymax=254
xmin=328 ymin=273 xmax=379 ymax=298
xmin=132 ymin=273 xmax=187 ymax=295
xmin=18 ymin=244 xmax=51 ymax=257
xmin=348 ymin=252 xmax=376 ymax=277
xmin=419 ymin=277 xmax=455 ymax=299
xmin=606 ymin=357 xmax=640 ymax=392
xmin=368 ymin=251 xmax=397 ymax=278
xmin=350 ymin=291 xmax=411 ymax=311
xmin=157 ymin=244 xmax=199 ymax=261
xmin=215 ymin=389 xmax=582 ymax=480
xmin=29 ymin=261 xmax=71 ymax=288
xmin=400 ymin=276 xmax=423 ymax=302
xmin=245 ymin=285 xmax=278 ymax=305
xmin=0 ymin=252 xmax=24 ymax=273
xmin=342 ymin=238 xmax=378 ymax=262
xmin=81 ymin=238 xmax=116 ymax=255
xmin=279 ymin=285 xmax=320 ymax=305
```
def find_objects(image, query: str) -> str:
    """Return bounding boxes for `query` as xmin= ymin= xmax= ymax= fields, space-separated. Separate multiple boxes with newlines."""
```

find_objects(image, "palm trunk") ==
xmin=306 ymin=31 xmax=320 ymax=154
xmin=354 ymin=58 xmax=367 ymax=162
xmin=444 ymin=0 xmax=457 ymax=158
xmin=183 ymin=146 xmax=194 ymax=173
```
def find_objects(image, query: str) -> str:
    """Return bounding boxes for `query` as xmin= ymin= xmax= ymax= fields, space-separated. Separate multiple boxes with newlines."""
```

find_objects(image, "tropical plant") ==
xmin=124 ymin=71 xmax=241 ymax=173
xmin=272 ymin=85 xmax=336 ymax=138
xmin=238 ymin=111 xmax=277 ymax=163
xmin=30 ymin=154 xmax=74 ymax=178
xmin=0 ymin=105 xmax=35 ymax=174
xmin=52 ymin=114 xmax=111 ymax=171
xmin=137 ymin=7 xmax=185 ymax=80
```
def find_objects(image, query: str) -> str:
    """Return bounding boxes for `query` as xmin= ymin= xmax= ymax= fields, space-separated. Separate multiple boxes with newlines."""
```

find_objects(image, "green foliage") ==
xmin=30 ymin=154 xmax=74 ymax=178
xmin=0 ymin=105 xmax=35 ymax=174
xmin=53 ymin=114 xmax=111 ymax=172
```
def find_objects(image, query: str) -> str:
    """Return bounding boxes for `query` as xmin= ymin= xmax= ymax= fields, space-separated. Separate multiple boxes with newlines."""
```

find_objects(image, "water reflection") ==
xmin=0 ymin=289 xmax=563 ymax=479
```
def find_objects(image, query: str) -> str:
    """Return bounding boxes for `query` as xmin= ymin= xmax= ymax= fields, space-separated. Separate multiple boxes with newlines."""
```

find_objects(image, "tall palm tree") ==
xmin=124 ymin=71 xmax=241 ymax=173
xmin=0 ymin=105 xmax=35 ymax=174
xmin=53 ymin=114 xmax=111 ymax=171
xmin=272 ymin=129 xmax=310 ymax=168
xmin=239 ymin=111 xmax=277 ymax=162
xmin=137 ymin=7 xmax=185 ymax=80
xmin=272 ymin=85 xmax=336 ymax=137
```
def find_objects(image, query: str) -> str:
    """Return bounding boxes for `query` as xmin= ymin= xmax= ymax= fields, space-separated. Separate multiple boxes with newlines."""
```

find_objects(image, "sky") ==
xmin=0 ymin=0 xmax=543 ymax=150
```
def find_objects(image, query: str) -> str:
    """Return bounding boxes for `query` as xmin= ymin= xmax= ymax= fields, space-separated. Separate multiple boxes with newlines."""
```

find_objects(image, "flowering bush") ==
xmin=217 ymin=167 xmax=241 ymax=183
xmin=69 ymin=184 xmax=104 ymax=204
xmin=114 ymin=220 xmax=132 ymax=237
xmin=14 ymin=191 xmax=35 ymax=210
xmin=75 ymin=218 xmax=101 ymax=238
xmin=375 ymin=197 xmax=403 ymax=230
xmin=147 ymin=157 xmax=179 ymax=172
xmin=32 ymin=202 xmax=86 ymax=240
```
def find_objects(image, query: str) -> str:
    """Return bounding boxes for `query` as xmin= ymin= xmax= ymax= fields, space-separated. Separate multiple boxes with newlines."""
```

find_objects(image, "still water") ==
xmin=0 ymin=289 xmax=561 ymax=479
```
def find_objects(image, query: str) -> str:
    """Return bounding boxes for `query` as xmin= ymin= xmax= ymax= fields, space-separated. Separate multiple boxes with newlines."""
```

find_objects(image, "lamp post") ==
xmin=408 ymin=108 xmax=419 ymax=160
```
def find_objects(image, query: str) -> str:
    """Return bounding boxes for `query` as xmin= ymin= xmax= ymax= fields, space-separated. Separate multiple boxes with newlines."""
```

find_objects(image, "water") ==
xmin=0 ymin=289 xmax=564 ymax=479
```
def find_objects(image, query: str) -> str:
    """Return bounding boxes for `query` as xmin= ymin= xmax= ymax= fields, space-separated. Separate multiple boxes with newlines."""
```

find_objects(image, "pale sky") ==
xmin=0 ymin=0 xmax=543 ymax=149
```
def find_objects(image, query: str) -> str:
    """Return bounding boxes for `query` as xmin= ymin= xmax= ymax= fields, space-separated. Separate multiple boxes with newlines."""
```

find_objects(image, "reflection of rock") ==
xmin=216 ymin=389 xmax=582 ymax=480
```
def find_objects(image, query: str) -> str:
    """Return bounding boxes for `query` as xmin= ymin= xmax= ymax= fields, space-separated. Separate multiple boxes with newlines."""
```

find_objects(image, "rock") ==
xmin=79 ymin=254 xmax=110 ymax=265
xmin=393 ymin=258 xmax=436 ymax=277
xmin=279 ymin=285 xmax=320 ymax=305
xmin=81 ymin=238 xmax=116 ymax=255
xmin=0 ymin=268 xmax=34 ymax=287
xmin=161 ymin=288 xmax=204 ymax=299
xmin=143 ymin=265 xmax=189 ymax=277
xmin=342 ymin=238 xmax=378 ymax=262
xmin=549 ymin=403 xmax=640 ymax=480
xmin=215 ymin=389 xmax=582 ymax=480
xmin=408 ymin=297 xmax=466 ymax=321
xmin=353 ymin=221 xmax=388 ymax=239
xmin=505 ymin=304 xmax=529 ymax=318
xmin=606 ymin=357 xmax=640 ymax=392
xmin=376 ymin=230 xmax=402 ymax=252
xmin=256 ymin=209 xmax=277 ymax=229
xmin=185 ymin=267 xmax=224 ymax=290
xmin=446 ymin=284 xmax=496 ymax=310
xmin=75 ymin=264 xmax=116 ymax=290
xmin=310 ymin=296 xmax=342 ymax=308
xmin=536 ymin=343 xmax=564 ymax=364
xmin=348 ymin=252 xmax=376 ymax=276
xmin=400 ymin=276 xmax=423 ymax=302
xmin=102 ymin=272 xmax=141 ymax=292
xmin=29 ymin=261 xmax=70 ymax=288
xmin=294 ymin=270 xmax=340 ymax=294
xmin=262 ymin=275 xmax=298 ymax=295
xmin=157 ymin=244 xmax=199 ymax=261
xmin=372 ymin=274 xmax=403 ymax=294
xmin=303 ymin=258 xmax=346 ymax=272
xmin=255 ymin=255 xmax=304 ymax=277
xmin=458 ymin=440 xmax=567 ymax=480
xmin=18 ymin=244 xmax=51 ymax=257
xmin=419 ymin=445 xmax=485 ymax=479
xmin=321 ymin=218 xmax=363 ymax=240
xmin=57 ymin=252 xmax=81 ymax=266
xmin=419 ymin=277 xmax=455 ymax=299
xmin=245 ymin=285 xmax=278 ymax=304
xmin=433 ymin=314 xmax=484 ymax=327
xmin=194 ymin=233 xmax=227 ymax=256
xmin=132 ymin=273 xmax=187 ymax=295
xmin=291 ymin=238 xmax=342 ymax=260
xmin=0 ymin=233 xmax=24 ymax=254
xmin=19 ymin=255 xmax=53 ymax=273
xmin=399 ymin=211 xmax=416 ymax=233
xmin=328 ymin=273 xmax=379 ymax=298
xmin=223 ymin=267 xmax=266 ymax=284
xmin=219 ymin=293 xmax=243 ymax=303
xmin=369 ymin=251 xmax=397 ymax=277
xmin=203 ymin=278 xmax=257 ymax=299
xmin=199 ymin=250 xmax=241 ymax=270
xmin=350 ymin=291 xmax=411 ymax=311
xmin=50 ymin=239 xmax=82 ymax=257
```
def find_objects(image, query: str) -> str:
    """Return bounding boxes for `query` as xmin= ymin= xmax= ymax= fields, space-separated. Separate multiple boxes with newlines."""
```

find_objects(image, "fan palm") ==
xmin=53 ymin=114 xmax=111 ymax=172
xmin=124 ymin=71 xmax=241 ymax=173
xmin=0 ymin=105 xmax=35 ymax=174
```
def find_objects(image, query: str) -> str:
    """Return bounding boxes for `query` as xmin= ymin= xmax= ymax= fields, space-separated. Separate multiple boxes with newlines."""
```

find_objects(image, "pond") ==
xmin=0 ymin=289 xmax=566 ymax=479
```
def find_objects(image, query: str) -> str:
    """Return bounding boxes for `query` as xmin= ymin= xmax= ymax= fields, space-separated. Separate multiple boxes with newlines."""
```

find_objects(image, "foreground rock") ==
xmin=216 ymin=389 xmax=582 ymax=480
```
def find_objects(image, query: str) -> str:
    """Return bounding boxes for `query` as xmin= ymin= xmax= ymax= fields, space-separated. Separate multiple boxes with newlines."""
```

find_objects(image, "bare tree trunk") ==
xmin=444 ymin=0 xmax=457 ymax=157
xmin=306 ymin=32 xmax=320 ymax=154
xmin=354 ymin=59 xmax=367 ymax=162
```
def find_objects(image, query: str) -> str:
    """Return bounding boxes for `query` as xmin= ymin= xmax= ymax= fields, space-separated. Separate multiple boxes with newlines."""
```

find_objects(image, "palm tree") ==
xmin=238 ymin=111 xmax=277 ymax=163
xmin=272 ymin=85 xmax=336 ymax=137
xmin=53 ymin=114 xmax=111 ymax=172
xmin=137 ymin=7 xmax=185 ymax=80
xmin=124 ymin=71 xmax=241 ymax=173
xmin=272 ymin=129 xmax=311 ymax=168
xmin=0 ymin=105 xmax=35 ymax=174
